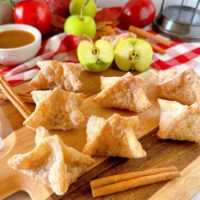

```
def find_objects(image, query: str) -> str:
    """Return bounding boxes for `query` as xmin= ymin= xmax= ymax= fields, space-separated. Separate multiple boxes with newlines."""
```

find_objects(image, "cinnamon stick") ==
xmin=0 ymin=76 xmax=32 ymax=118
xmin=151 ymin=44 xmax=166 ymax=54
xmin=91 ymin=167 xmax=180 ymax=198
xmin=129 ymin=26 xmax=171 ymax=46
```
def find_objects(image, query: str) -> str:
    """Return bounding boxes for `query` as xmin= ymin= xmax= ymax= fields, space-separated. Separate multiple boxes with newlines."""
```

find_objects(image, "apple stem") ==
xmin=80 ymin=0 xmax=90 ymax=18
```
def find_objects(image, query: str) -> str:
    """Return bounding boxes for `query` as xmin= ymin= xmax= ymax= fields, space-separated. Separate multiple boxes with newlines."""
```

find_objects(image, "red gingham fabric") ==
xmin=1 ymin=30 xmax=200 ymax=85
xmin=152 ymin=39 xmax=200 ymax=70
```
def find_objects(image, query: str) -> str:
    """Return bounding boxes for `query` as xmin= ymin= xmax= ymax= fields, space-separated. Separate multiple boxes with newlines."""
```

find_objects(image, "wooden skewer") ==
xmin=0 ymin=76 xmax=32 ymax=118
xmin=0 ymin=92 xmax=34 ymax=104
xmin=129 ymin=25 xmax=172 ymax=47
xmin=91 ymin=167 xmax=180 ymax=198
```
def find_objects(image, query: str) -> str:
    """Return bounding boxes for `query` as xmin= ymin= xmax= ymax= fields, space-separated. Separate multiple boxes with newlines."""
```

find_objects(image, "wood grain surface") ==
xmin=0 ymin=69 xmax=200 ymax=200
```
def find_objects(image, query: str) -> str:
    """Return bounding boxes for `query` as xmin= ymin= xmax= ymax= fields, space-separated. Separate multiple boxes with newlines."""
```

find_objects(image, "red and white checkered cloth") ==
xmin=1 ymin=30 xmax=200 ymax=85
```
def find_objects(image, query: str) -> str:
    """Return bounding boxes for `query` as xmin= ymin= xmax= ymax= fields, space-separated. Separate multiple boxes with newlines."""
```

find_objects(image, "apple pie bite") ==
xmin=30 ymin=60 xmax=84 ymax=92
xmin=8 ymin=127 xmax=94 ymax=195
xmin=24 ymin=88 xmax=85 ymax=131
xmin=157 ymin=99 xmax=200 ymax=143
xmin=158 ymin=68 xmax=200 ymax=105
xmin=83 ymin=114 xmax=146 ymax=158
xmin=94 ymin=72 xmax=152 ymax=113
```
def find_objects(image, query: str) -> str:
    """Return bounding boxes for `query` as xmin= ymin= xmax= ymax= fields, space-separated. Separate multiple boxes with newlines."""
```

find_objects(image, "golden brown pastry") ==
xmin=157 ymin=99 xmax=200 ymax=143
xmin=24 ymin=88 xmax=85 ymax=131
xmin=158 ymin=68 xmax=200 ymax=105
xmin=30 ymin=60 xmax=84 ymax=91
xmin=8 ymin=127 xmax=94 ymax=195
xmin=83 ymin=113 xmax=146 ymax=158
xmin=102 ymin=32 xmax=136 ymax=48
xmin=94 ymin=72 xmax=152 ymax=113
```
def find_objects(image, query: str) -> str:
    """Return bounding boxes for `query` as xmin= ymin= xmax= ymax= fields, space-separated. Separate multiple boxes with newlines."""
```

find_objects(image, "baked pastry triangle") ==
xmin=157 ymin=99 xmax=200 ymax=143
xmin=94 ymin=72 xmax=152 ymax=113
xmin=8 ymin=127 xmax=94 ymax=195
xmin=24 ymin=88 xmax=85 ymax=130
xmin=30 ymin=60 xmax=84 ymax=92
xmin=158 ymin=68 xmax=200 ymax=105
xmin=83 ymin=114 xmax=146 ymax=158
xmin=102 ymin=32 xmax=136 ymax=48
xmin=31 ymin=90 xmax=51 ymax=104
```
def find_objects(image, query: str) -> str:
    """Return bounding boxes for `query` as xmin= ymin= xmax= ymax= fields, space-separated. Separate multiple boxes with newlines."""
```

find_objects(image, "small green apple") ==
xmin=114 ymin=38 xmax=153 ymax=72
xmin=70 ymin=0 xmax=96 ymax=18
xmin=64 ymin=15 xmax=96 ymax=39
xmin=77 ymin=40 xmax=114 ymax=72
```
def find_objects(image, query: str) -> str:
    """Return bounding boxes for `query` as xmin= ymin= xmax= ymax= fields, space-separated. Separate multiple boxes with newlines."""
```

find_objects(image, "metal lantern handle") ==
xmin=160 ymin=0 xmax=166 ymax=12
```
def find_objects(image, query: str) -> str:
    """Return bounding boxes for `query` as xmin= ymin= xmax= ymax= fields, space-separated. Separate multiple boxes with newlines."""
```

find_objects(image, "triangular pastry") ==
xmin=102 ymin=32 xmax=136 ymax=48
xmin=8 ymin=127 xmax=94 ymax=195
xmin=83 ymin=114 xmax=146 ymax=158
xmin=94 ymin=72 xmax=152 ymax=113
xmin=30 ymin=60 xmax=84 ymax=92
xmin=24 ymin=88 xmax=85 ymax=130
xmin=157 ymin=99 xmax=200 ymax=143
xmin=158 ymin=68 xmax=200 ymax=105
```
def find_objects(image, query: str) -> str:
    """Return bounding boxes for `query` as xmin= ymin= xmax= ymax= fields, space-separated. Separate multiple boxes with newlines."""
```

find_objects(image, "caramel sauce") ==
xmin=0 ymin=30 xmax=35 ymax=49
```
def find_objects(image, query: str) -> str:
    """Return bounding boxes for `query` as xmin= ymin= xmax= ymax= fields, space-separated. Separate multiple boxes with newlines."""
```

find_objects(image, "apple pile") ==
xmin=63 ymin=0 xmax=154 ymax=73
xmin=64 ymin=0 xmax=97 ymax=39
xmin=77 ymin=37 xmax=153 ymax=73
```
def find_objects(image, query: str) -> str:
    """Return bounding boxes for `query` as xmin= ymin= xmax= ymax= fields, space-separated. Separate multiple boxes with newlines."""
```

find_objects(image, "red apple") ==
xmin=45 ymin=0 xmax=71 ymax=35
xmin=46 ymin=0 xmax=71 ymax=17
xmin=14 ymin=1 xmax=51 ymax=35
xmin=121 ymin=0 xmax=156 ymax=28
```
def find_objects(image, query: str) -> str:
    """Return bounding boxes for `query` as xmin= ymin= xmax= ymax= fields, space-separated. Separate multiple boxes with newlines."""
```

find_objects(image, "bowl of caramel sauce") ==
xmin=0 ymin=24 xmax=42 ymax=66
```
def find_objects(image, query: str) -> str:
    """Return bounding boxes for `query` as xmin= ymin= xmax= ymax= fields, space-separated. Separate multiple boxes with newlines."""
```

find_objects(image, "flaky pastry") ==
xmin=83 ymin=114 xmax=146 ymax=158
xmin=94 ymin=72 xmax=152 ymax=113
xmin=102 ymin=32 xmax=136 ymax=48
xmin=30 ymin=60 xmax=84 ymax=91
xmin=24 ymin=88 xmax=85 ymax=130
xmin=8 ymin=127 xmax=94 ymax=195
xmin=157 ymin=99 xmax=200 ymax=143
xmin=158 ymin=68 xmax=200 ymax=105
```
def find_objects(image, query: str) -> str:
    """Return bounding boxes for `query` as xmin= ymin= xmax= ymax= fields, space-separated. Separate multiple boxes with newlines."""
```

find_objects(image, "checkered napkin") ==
xmin=152 ymin=39 xmax=200 ymax=71
xmin=1 ymin=31 xmax=200 ymax=85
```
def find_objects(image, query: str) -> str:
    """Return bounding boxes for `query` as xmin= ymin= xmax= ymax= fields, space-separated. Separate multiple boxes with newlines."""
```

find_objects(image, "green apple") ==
xmin=64 ymin=15 xmax=96 ymax=39
xmin=114 ymin=38 xmax=153 ymax=72
xmin=70 ymin=0 xmax=96 ymax=18
xmin=77 ymin=40 xmax=114 ymax=72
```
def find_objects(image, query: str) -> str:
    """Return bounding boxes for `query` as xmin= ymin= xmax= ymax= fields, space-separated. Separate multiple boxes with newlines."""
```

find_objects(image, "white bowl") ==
xmin=0 ymin=24 xmax=42 ymax=66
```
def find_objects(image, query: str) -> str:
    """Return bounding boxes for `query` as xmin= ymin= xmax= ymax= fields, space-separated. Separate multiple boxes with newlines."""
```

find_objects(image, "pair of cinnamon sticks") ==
xmin=0 ymin=76 xmax=32 ymax=118
xmin=90 ymin=166 xmax=180 ymax=198
xmin=129 ymin=25 xmax=171 ymax=55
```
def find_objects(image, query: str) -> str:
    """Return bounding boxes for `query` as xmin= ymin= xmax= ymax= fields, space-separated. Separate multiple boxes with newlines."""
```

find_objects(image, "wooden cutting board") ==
xmin=1 ymin=69 xmax=200 ymax=200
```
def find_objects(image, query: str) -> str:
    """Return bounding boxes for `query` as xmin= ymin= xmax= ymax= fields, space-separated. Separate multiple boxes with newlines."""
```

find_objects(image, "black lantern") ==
xmin=153 ymin=0 xmax=200 ymax=41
